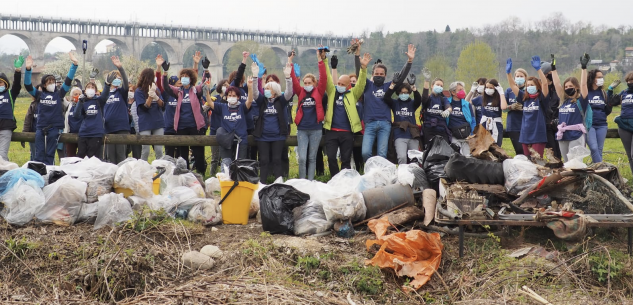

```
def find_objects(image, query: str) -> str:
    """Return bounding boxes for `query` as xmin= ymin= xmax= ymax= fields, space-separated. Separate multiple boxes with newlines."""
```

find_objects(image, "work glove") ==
xmin=422 ymin=67 xmax=431 ymax=81
xmin=161 ymin=60 xmax=170 ymax=72
xmin=89 ymin=68 xmax=99 ymax=79
xmin=505 ymin=58 xmax=513 ymax=74
xmin=294 ymin=63 xmax=300 ymax=77
xmin=330 ymin=55 xmax=338 ymax=69
xmin=531 ymin=56 xmax=541 ymax=71
xmin=441 ymin=109 xmax=451 ymax=118
xmin=580 ymin=53 xmax=590 ymax=70
xmin=202 ymin=56 xmax=210 ymax=69
xmin=14 ymin=56 xmax=24 ymax=69
xmin=550 ymin=54 xmax=556 ymax=71
xmin=509 ymin=102 xmax=523 ymax=111
xmin=470 ymin=81 xmax=478 ymax=93
xmin=392 ymin=72 xmax=401 ymax=84
xmin=495 ymin=85 xmax=504 ymax=95
xmin=406 ymin=73 xmax=416 ymax=86
xmin=609 ymin=80 xmax=621 ymax=91
xmin=20 ymin=142 xmax=25 ymax=149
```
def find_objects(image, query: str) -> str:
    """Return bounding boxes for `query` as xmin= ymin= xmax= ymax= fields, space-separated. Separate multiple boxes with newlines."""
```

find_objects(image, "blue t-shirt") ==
xmin=135 ymin=89 xmax=165 ymax=132
xmin=216 ymin=103 xmax=250 ymax=143
xmin=362 ymin=80 xmax=392 ymax=123
xmin=331 ymin=93 xmax=352 ymax=131
xmin=67 ymin=103 xmax=82 ymax=133
xmin=471 ymin=96 xmax=483 ymax=125
xmin=0 ymin=90 xmax=14 ymax=120
xmin=162 ymin=91 xmax=178 ymax=134
xmin=297 ymin=95 xmax=322 ymax=130
xmin=178 ymin=91 xmax=196 ymax=129
xmin=586 ymin=89 xmax=607 ymax=127
xmin=558 ymin=98 xmax=586 ymax=141
xmin=448 ymin=99 xmax=468 ymax=130
xmin=621 ymin=90 xmax=633 ymax=119
xmin=257 ymin=99 xmax=287 ymax=142
xmin=36 ymin=90 xmax=66 ymax=129
xmin=423 ymin=94 xmax=450 ymax=122
xmin=518 ymin=91 xmax=550 ymax=144
xmin=104 ymin=88 xmax=130 ymax=133
xmin=356 ymin=102 xmax=364 ymax=122
xmin=209 ymin=94 xmax=222 ymax=135
xmin=481 ymin=97 xmax=502 ymax=131
xmin=391 ymin=98 xmax=417 ymax=139
xmin=505 ymin=88 xmax=523 ymax=132
xmin=78 ymin=98 xmax=105 ymax=137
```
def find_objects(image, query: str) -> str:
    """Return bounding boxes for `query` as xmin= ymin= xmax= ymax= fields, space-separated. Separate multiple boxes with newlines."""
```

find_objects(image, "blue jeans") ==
xmin=587 ymin=125 xmax=607 ymax=163
xmin=35 ymin=128 xmax=62 ymax=165
xmin=362 ymin=120 xmax=391 ymax=161
xmin=297 ymin=129 xmax=323 ymax=180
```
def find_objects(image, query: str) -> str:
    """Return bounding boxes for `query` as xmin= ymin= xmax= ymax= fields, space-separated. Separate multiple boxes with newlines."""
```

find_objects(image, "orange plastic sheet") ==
xmin=365 ymin=216 xmax=444 ymax=290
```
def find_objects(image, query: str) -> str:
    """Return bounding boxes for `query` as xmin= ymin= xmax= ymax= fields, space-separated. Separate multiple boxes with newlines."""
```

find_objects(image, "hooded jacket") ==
xmin=323 ymin=58 xmax=366 ymax=133
xmin=163 ymin=74 xmax=208 ymax=131
xmin=0 ymin=70 xmax=22 ymax=130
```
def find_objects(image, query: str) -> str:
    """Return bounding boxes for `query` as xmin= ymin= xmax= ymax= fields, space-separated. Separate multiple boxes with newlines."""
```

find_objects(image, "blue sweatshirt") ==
xmin=256 ymin=99 xmax=288 ymax=142
xmin=448 ymin=99 xmax=468 ymax=130
xmin=135 ymin=89 xmax=165 ymax=132
xmin=586 ymin=89 xmax=607 ymax=127
xmin=505 ymin=88 xmax=523 ymax=132
xmin=331 ymin=92 xmax=352 ymax=131
xmin=422 ymin=92 xmax=450 ymax=123
xmin=104 ymin=88 xmax=130 ymax=133
xmin=362 ymin=81 xmax=392 ymax=123
xmin=558 ymin=97 xmax=587 ymax=141
xmin=178 ymin=91 xmax=197 ymax=129
xmin=162 ymin=91 xmax=178 ymax=134
xmin=25 ymin=64 xmax=77 ymax=129
xmin=75 ymin=97 xmax=106 ymax=137
xmin=297 ymin=95 xmax=322 ymax=130
xmin=518 ymin=91 xmax=550 ymax=144
xmin=0 ymin=90 xmax=14 ymax=121
xmin=471 ymin=96 xmax=483 ymax=125
xmin=67 ymin=103 xmax=83 ymax=133
xmin=216 ymin=102 xmax=250 ymax=144
xmin=620 ymin=90 xmax=633 ymax=119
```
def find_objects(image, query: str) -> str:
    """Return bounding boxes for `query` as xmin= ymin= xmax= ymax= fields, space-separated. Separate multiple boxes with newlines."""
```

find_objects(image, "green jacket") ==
xmin=323 ymin=58 xmax=366 ymax=133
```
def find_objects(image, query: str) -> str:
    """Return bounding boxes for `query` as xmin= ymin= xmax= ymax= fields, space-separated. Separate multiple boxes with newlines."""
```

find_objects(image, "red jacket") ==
xmin=293 ymin=61 xmax=326 ymax=126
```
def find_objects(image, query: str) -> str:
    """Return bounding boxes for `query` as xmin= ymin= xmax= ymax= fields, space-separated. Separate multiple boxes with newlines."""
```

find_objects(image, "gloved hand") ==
xmin=294 ymin=63 xmax=300 ymax=77
xmin=330 ymin=55 xmax=338 ymax=69
xmin=422 ymin=67 xmax=431 ymax=81
xmin=375 ymin=59 xmax=382 ymax=65
xmin=161 ymin=60 xmax=170 ymax=72
xmin=251 ymin=62 xmax=259 ymax=77
xmin=550 ymin=54 xmax=556 ymax=71
xmin=441 ymin=109 xmax=451 ymax=118
xmin=531 ymin=56 xmax=541 ymax=71
xmin=20 ymin=142 xmax=25 ymax=149
xmin=202 ymin=56 xmax=210 ymax=69
xmin=148 ymin=84 xmax=159 ymax=101
xmin=509 ymin=102 xmax=523 ymax=111
xmin=495 ymin=85 xmax=504 ymax=95
xmin=73 ymin=79 xmax=82 ymax=89
xmin=14 ymin=56 xmax=24 ymax=69
xmin=202 ymin=83 xmax=210 ymax=97
xmin=580 ymin=53 xmax=590 ymax=69
xmin=609 ymin=80 xmax=621 ymax=91
xmin=106 ymin=71 xmax=117 ymax=85
xmin=407 ymin=73 xmax=416 ymax=86
xmin=392 ymin=72 xmax=401 ymax=84
xmin=89 ymin=68 xmax=99 ymax=79
xmin=250 ymin=53 xmax=259 ymax=64
xmin=506 ymin=58 xmax=513 ymax=74
xmin=209 ymin=83 xmax=217 ymax=93
xmin=470 ymin=81 xmax=478 ymax=93
xmin=202 ymin=104 xmax=211 ymax=112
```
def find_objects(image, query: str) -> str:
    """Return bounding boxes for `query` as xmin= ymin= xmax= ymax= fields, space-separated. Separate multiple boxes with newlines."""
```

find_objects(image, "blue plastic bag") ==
xmin=0 ymin=168 xmax=45 ymax=196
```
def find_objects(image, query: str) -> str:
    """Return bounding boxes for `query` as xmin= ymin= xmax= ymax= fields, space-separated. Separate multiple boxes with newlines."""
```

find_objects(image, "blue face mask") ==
xmin=264 ymin=90 xmax=272 ymax=98
xmin=433 ymin=85 xmax=443 ymax=94
xmin=181 ymin=77 xmax=190 ymax=86
xmin=527 ymin=85 xmax=538 ymax=95
xmin=515 ymin=77 xmax=525 ymax=87
xmin=399 ymin=93 xmax=409 ymax=101
xmin=304 ymin=85 xmax=314 ymax=92
xmin=0 ymin=86 xmax=5 ymax=93
xmin=112 ymin=78 xmax=122 ymax=87
xmin=336 ymin=86 xmax=347 ymax=93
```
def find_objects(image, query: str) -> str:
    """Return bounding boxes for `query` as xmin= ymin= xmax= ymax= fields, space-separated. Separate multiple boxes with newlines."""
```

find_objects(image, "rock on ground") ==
xmin=182 ymin=251 xmax=215 ymax=270
xmin=200 ymin=245 xmax=223 ymax=258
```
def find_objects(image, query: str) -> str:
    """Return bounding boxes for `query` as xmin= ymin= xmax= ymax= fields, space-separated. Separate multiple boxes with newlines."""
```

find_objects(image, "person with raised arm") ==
xmin=584 ymin=61 xmax=610 ymax=163
xmin=504 ymin=60 xmax=530 ymax=156
xmin=0 ymin=55 xmax=24 ymax=161
xmin=101 ymin=56 xmax=130 ymax=164
xmin=609 ymin=72 xmax=633 ymax=171
xmin=419 ymin=68 xmax=452 ymax=148
xmin=383 ymin=74 xmax=422 ymax=164
xmin=73 ymin=80 xmax=111 ymax=159
xmin=134 ymin=68 xmax=165 ymax=161
xmin=479 ymin=79 xmax=508 ymax=146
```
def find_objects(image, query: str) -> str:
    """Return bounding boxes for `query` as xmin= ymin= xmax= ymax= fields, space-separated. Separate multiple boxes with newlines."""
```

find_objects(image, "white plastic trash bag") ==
xmin=322 ymin=192 xmax=366 ymax=222
xmin=146 ymin=195 xmax=173 ymax=212
xmin=0 ymin=156 xmax=18 ymax=171
xmin=328 ymin=169 xmax=362 ymax=194
xmin=36 ymin=176 xmax=88 ymax=226
xmin=503 ymin=155 xmax=541 ymax=195
xmin=360 ymin=156 xmax=397 ymax=191
xmin=77 ymin=202 xmax=98 ymax=223
xmin=249 ymin=183 xmax=265 ymax=218
xmin=114 ymin=159 xmax=155 ymax=199
xmin=564 ymin=146 xmax=590 ymax=169
xmin=397 ymin=164 xmax=416 ymax=187
xmin=293 ymin=200 xmax=332 ymax=236
xmin=0 ymin=179 xmax=45 ymax=226
xmin=204 ymin=177 xmax=221 ymax=200
xmin=188 ymin=199 xmax=222 ymax=225
xmin=162 ymin=172 xmax=205 ymax=198
xmin=60 ymin=157 xmax=118 ymax=202
xmin=93 ymin=193 xmax=134 ymax=230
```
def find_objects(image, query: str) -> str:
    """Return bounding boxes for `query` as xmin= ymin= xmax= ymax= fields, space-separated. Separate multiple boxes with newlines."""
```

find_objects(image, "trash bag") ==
xmin=204 ymin=177 xmax=222 ymax=200
xmin=176 ymin=157 xmax=188 ymax=170
xmin=159 ymin=155 xmax=176 ymax=164
xmin=188 ymin=199 xmax=222 ymax=225
xmin=293 ymin=200 xmax=332 ymax=235
xmin=0 ymin=168 xmax=45 ymax=196
xmin=146 ymin=195 xmax=172 ymax=211
xmin=77 ymin=203 xmax=98 ymax=223
xmin=114 ymin=159 xmax=155 ymax=199
xmin=162 ymin=172 xmax=205 ymax=198
xmin=152 ymin=159 xmax=175 ymax=177
xmin=93 ymin=193 xmax=134 ymax=230
xmin=503 ymin=155 xmax=541 ymax=195
xmin=48 ymin=170 xmax=67 ymax=184
xmin=36 ymin=176 xmax=87 ymax=226
xmin=60 ymin=157 xmax=118 ymax=203
xmin=259 ymin=184 xmax=310 ymax=235
xmin=0 ymin=179 xmax=45 ymax=226
xmin=127 ymin=196 xmax=148 ymax=211
xmin=166 ymin=186 xmax=200 ymax=217
xmin=0 ymin=156 xmax=18 ymax=171
xmin=405 ymin=163 xmax=429 ymax=190
xmin=423 ymin=136 xmax=454 ymax=188
xmin=328 ymin=169 xmax=362 ymax=193
xmin=360 ymin=158 xmax=397 ymax=191
xmin=407 ymin=150 xmax=425 ymax=163
xmin=229 ymin=159 xmax=259 ymax=184
xmin=284 ymin=179 xmax=339 ymax=203
xmin=59 ymin=157 xmax=83 ymax=166
xmin=397 ymin=165 xmax=415 ymax=187
xmin=445 ymin=153 xmax=505 ymax=185
xmin=322 ymin=191 xmax=366 ymax=222
xmin=564 ymin=146 xmax=590 ymax=169
xmin=26 ymin=161 xmax=47 ymax=175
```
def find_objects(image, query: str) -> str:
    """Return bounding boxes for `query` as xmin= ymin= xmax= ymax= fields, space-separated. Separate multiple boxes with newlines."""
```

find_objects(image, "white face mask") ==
xmin=222 ymin=86 xmax=228 ymax=94
xmin=46 ymin=84 xmax=56 ymax=92
xmin=85 ymin=89 xmax=96 ymax=98
xmin=596 ymin=78 xmax=604 ymax=87
xmin=477 ymin=85 xmax=484 ymax=94
xmin=227 ymin=97 xmax=238 ymax=105
xmin=485 ymin=88 xmax=495 ymax=96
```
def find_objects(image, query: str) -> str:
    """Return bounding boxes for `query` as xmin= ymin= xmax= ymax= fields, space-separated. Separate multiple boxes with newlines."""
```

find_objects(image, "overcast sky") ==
xmin=1 ymin=0 xmax=631 ymax=54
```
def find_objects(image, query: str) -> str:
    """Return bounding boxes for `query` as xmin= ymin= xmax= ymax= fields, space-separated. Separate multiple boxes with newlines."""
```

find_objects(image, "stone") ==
xmin=200 ymin=245 xmax=223 ymax=259
xmin=182 ymin=251 xmax=214 ymax=270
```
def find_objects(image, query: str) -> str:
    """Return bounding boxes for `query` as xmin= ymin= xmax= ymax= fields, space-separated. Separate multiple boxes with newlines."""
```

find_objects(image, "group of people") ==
xmin=2 ymin=39 xmax=633 ymax=183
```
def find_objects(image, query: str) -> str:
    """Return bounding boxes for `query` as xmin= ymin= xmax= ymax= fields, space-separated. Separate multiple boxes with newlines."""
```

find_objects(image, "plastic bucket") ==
xmin=220 ymin=180 xmax=258 ymax=225
xmin=114 ymin=187 xmax=134 ymax=198
xmin=115 ymin=172 xmax=163 ymax=198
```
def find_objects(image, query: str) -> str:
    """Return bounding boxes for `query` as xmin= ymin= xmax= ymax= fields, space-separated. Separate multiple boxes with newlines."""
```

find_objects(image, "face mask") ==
xmin=399 ymin=93 xmax=409 ymax=101
xmin=221 ymin=86 xmax=227 ymax=94
xmin=304 ymin=85 xmax=314 ymax=92
xmin=373 ymin=76 xmax=385 ymax=86
xmin=351 ymin=83 xmax=356 ymax=87
xmin=596 ymin=78 xmax=604 ymax=87
xmin=181 ymin=77 xmax=190 ymax=86
xmin=86 ymin=89 xmax=96 ymax=98
xmin=485 ymin=88 xmax=495 ymax=96
xmin=227 ymin=97 xmax=238 ymax=105
xmin=128 ymin=91 xmax=134 ymax=96
xmin=46 ymin=84 xmax=56 ymax=92
xmin=264 ymin=90 xmax=272 ymax=98
xmin=73 ymin=95 xmax=79 ymax=102
xmin=628 ymin=83 xmax=633 ymax=90
xmin=527 ymin=86 xmax=538 ymax=95
xmin=336 ymin=85 xmax=347 ymax=93
xmin=456 ymin=90 xmax=466 ymax=100
xmin=477 ymin=86 xmax=484 ymax=94
xmin=515 ymin=77 xmax=525 ymax=87
xmin=112 ymin=78 xmax=122 ymax=87
xmin=433 ymin=85 xmax=443 ymax=94
xmin=0 ymin=86 xmax=5 ymax=93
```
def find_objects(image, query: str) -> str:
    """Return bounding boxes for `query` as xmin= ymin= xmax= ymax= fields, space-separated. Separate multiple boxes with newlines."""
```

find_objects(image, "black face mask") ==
xmin=565 ymin=88 xmax=576 ymax=96
xmin=546 ymin=74 xmax=553 ymax=81
xmin=351 ymin=83 xmax=356 ymax=88
xmin=628 ymin=83 xmax=633 ymax=90
xmin=373 ymin=76 xmax=385 ymax=86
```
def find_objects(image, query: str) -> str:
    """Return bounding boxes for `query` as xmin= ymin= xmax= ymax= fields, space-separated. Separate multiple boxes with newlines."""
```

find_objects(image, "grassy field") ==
xmin=10 ymin=97 xmax=633 ymax=182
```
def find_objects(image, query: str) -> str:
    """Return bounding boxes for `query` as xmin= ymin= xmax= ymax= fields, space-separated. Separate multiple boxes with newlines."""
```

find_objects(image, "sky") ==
xmin=0 ymin=0 xmax=631 ymax=54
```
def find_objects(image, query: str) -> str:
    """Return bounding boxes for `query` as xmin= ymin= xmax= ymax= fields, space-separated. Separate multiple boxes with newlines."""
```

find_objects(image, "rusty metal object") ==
xmin=361 ymin=184 xmax=415 ymax=219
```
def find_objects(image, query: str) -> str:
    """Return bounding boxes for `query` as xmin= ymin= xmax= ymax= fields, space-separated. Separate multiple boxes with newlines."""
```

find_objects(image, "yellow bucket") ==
xmin=220 ymin=180 xmax=258 ymax=225
xmin=115 ymin=174 xmax=163 ymax=198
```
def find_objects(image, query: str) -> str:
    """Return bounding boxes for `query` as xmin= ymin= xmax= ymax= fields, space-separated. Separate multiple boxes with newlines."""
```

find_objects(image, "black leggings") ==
xmin=257 ymin=140 xmax=285 ymax=183
xmin=176 ymin=127 xmax=207 ymax=174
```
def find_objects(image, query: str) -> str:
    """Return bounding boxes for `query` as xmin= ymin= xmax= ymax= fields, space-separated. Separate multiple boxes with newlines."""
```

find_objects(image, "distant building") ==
xmin=105 ymin=43 xmax=117 ymax=53
xmin=610 ymin=60 xmax=620 ymax=72
xmin=625 ymin=47 xmax=633 ymax=67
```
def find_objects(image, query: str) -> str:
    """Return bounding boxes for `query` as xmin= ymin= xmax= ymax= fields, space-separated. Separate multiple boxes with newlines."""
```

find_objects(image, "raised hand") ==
xmin=250 ymin=54 xmax=259 ymax=64
xmin=25 ymin=55 xmax=33 ymax=70
xmin=106 ymin=71 xmax=117 ymax=85
xmin=288 ymin=49 xmax=296 ymax=62
xmin=580 ymin=53 xmax=590 ymax=69
xmin=283 ymin=63 xmax=292 ymax=78
xmin=470 ymin=81 xmax=479 ymax=93
xmin=202 ymin=56 xmax=210 ymax=69
xmin=495 ymin=85 xmax=505 ymax=95
xmin=193 ymin=51 xmax=201 ymax=65
xmin=294 ymin=63 xmax=300 ymax=77
xmin=69 ymin=52 xmax=79 ymax=65
xmin=247 ymin=76 xmax=254 ymax=88
xmin=407 ymin=73 xmax=416 ymax=86
xmin=550 ymin=54 xmax=556 ymax=71
xmin=531 ymin=56 xmax=541 ymax=71
xmin=89 ymin=68 xmax=99 ymax=79
xmin=156 ymin=54 xmax=164 ymax=67
xmin=405 ymin=44 xmax=417 ymax=62
xmin=392 ymin=72 xmax=401 ymax=84
xmin=505 ymin=58 xmax=513 ymax=74
xmin=242 ymin=51 xmax=250 ymax=60
xmin=317 ymin=44 xmax=327 ymax=60
xmin=330 ymin=55 xmax=338 ymax=69
xmin=421 ymin=67 xmax=431 ymax=81
xmin=251 ymin=62 xmax=259 ymax=77
xmin=14 ymin=56 xmax=24 ymax=69
xmin=360 ymin=53 xmax=372 ymax=69
xmin=111 ymin=56 xmax=122 ymax=68
xmin=609 ymin=80 xmax=621 ymax=90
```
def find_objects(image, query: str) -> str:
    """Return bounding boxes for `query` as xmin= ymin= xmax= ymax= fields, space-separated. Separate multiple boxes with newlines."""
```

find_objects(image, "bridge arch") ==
xmin=140 ymin=41 xmax=177 ymax=64
xmin=269 ymin=46 xmax=288 ymax=65
xmin=0 ymin=33 xmax=32 ymax=56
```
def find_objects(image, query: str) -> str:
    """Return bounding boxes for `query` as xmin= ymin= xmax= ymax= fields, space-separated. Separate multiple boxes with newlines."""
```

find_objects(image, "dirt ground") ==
xmin=1 ymin=216 xmax=633 ymax=304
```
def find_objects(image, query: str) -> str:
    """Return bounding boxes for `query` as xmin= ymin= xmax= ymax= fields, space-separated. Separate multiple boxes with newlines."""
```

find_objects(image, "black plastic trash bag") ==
xmin=409 ymin=164 xmax=430 ymax=190
xmin=260 ymin=184 xmax=310 ymax=235
xmin=444 ymin=153 xmax=505 ymax=185
xmin=48 ymin=170 xmax=67 ymax=184
xmin=27 ymin=161 xmax=47 ymax=176
xmin=422 ymin=136 xmax=455 ymax=188
xmin=230 ymin=159 xmax=260 ymax=184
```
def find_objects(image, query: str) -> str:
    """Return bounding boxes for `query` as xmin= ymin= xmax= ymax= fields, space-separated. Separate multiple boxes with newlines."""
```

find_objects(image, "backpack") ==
xmin=576 ymin=97 xmax=592 ymax=130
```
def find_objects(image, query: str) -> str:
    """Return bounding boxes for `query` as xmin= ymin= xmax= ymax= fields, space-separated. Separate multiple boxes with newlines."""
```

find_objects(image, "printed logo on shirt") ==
xmin=302 ymin=98 xmax=315 ymax=107
xmin=373 ymin=89 xmax=385 ymax=98
xmin=396 ymin=107 xmax=413 ymax=117
xmin=508 ymin=97 xmax=517 ymax=104
xmin=182 ymin=93 xmax=190 ymax=104
xmin=336 ymin=96 xmax=344 ymax=106
xmin=34 ymin=114 xmax=38 ymax=118
xmin=169 ymin=101 xmax=177 ymax=106
xmin=40 ymin=95 xmax=57 ymax=105
xmin=524 ymin=101 xmax=539 ymax=112
xmin=623 ymin=94 xmax=633 ymax=105
xmin=264 ymin=105 xmax=277 ymax=115
xmin=451 ymin=107 xmax=463 ymax=116
xmin=428 ymin=104 xmax=443 ymax=114
xmin=484 ymin=103 xmax=499 ymax=112
xmin=87 ymin=104 xmax=98 ymax=115
xmin=0 ymin=97 xmax=8 ymax=104
xmin=106 ymin=95 xmax=120 ymax=104
xmin=224 ymin=112 xmax=242 ymax=121
xmin=559 ymin=103 xmax=576 ymax=113
xmin=589 ymin=95 xmax=604 ymax=105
